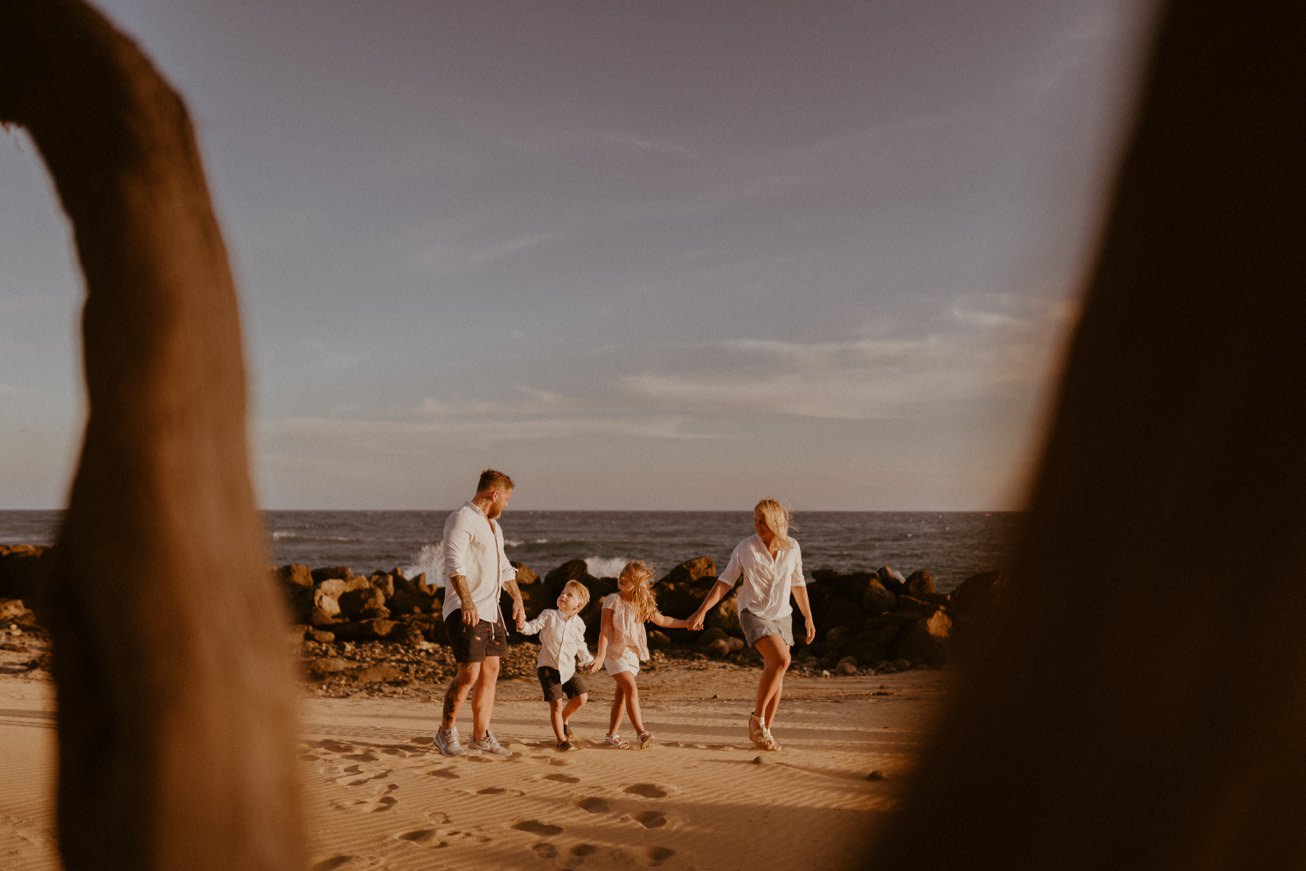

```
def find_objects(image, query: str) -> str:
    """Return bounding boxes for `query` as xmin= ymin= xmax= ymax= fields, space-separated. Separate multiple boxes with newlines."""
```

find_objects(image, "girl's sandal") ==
xmin=761 ymin=729 xmax=782 ymax=752
xmin=637 ymin=731 xmax=655 ymax=749
xmin=603 ymin=733 xmax=631 ymax=749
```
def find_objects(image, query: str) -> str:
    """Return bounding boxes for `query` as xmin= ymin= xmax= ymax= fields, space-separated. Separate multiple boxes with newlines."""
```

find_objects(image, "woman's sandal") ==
xmin=638 ymin=731 xmax=655 ymax=749
xmin=748 ymin=713 xmax=767 ymax=748
xmin=760 ymin=729 xmax=782 ymax=752
xmin=603 ymin=733 xmax=631 ymax=749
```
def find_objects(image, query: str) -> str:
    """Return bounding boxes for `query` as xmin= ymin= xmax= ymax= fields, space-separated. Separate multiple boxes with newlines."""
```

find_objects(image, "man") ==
xmin=435 ymin=469 xmax=525 ymax=757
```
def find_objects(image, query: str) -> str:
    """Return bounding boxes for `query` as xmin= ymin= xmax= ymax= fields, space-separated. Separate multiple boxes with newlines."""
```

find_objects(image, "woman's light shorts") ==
xmin=739 ymin=609 xmax=794 ymax=647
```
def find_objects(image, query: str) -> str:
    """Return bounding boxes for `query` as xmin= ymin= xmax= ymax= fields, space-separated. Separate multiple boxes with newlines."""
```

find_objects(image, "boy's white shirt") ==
xmin=519 ymin=608 xmax=593 ymax=685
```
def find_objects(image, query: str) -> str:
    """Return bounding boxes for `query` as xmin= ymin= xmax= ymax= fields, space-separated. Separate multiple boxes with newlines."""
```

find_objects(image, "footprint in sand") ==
xmin=427 ymin=767 xmax=460 ymax=779
xmin=310 ymin=855 xmax=380 ymax=871
xmin=476 ymin=786 xmax=525 ymax=797
xmin=577 ymin=797 xmax=609 ymax=814
xmin=634 ymin=811 xmax=667 ymax=829
xmin=643 ymin=846 xmax=676 ymax=867
xmin=570 ymin=844 xmax=598 ymax=858
xmin=345 ymin=751 xmax=379 ymax=763
xmin=544 ymin=773 xmax=580 ymax=784
xmin=397 ymin=829 xmax=446 ymax=848
xmin=313 ymin=740 xmax=355 ymax=755
xmin=532 ymin=842 xmax=559 ymax=859
xmin=625 ymin=783 xmax=667 ymax=799
xmin=512 ymin=820 xmax=564 ymax=837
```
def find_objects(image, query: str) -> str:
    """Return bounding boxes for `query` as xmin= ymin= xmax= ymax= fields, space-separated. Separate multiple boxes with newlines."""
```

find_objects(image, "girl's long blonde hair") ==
xmin=755 ymin=499 xmax=795 ymax=550
xmin=618 ymin=560 xmax=659 ymax=622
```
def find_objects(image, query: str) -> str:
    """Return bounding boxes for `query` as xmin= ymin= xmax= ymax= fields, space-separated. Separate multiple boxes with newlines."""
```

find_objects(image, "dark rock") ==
xmin=890 ymin=611 xmax=952 ymax=667
xmin=836 ymin=657 xmax=859 ymax=675
xmin=861 ymin=578 xmax=897 ymax=615
xmin=0 ymin=544 xmax=52 ymax=600
xmin=905 ymin=570 xmax=936 ymax=596
xmin=704 ymin=638 xmax=731 ymax=658
xmin=311 ymin=565 xmax=355 ymax=584
xmin=896 ymin=595 xmax=942 ymax=616
xmin=274 ymin=563 xmax=313 ymax=588
xmin=876 ymin=566 xmax=908 ymax=595
xmin=513 ymin=561 xmax=539 ymax=585
xmin=659 ymin=556 xmax=716 ymax=586
xmin=368 ymin=572 xmax=395 ymax=600
xmin=951 ymin=569 xmax=1006 ymax=614
xmin=338 ymin=585 xmax=389 ymax=621
xmin=304 ymin=627 xmax=335 ymax=643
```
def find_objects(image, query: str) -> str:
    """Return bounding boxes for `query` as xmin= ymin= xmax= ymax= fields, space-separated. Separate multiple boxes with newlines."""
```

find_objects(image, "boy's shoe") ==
xmin=563 ymin=723 xmax=574 ymax=740
xmin=556 ymin=740 xmax=576 ymax=752
xmin=435 ymin=726 xmax=466 ymax=757
xmin=469 ymin=729 xmax=513 ymax=758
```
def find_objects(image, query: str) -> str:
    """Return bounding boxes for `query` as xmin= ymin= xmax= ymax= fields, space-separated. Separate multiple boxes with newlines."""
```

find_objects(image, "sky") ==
xmin=0 ymin=0 xmax=1155 ymax=511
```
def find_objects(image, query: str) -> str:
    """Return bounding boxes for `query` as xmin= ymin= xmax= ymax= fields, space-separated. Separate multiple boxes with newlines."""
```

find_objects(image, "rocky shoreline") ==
xmin=1 ymin=543 xmax=1004 ymax=697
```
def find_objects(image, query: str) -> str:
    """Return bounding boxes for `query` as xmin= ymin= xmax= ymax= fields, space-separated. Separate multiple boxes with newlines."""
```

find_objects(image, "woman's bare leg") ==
xmin=754 ymin=634 xmax=792 ymax=730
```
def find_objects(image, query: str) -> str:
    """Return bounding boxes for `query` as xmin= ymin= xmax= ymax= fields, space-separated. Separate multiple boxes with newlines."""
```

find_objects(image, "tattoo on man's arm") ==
xmin=450 ymin=575 xmax=471 ymax=605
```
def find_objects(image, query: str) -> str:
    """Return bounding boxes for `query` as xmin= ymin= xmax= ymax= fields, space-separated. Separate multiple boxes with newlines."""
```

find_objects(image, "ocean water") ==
xmin=0 ymin=509 xmax=1020 ymax=593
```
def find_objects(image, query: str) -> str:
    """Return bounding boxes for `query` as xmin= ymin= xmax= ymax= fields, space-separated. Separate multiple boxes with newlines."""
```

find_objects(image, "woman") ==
xmin=689 ymin=499 xmax=816 ymax=751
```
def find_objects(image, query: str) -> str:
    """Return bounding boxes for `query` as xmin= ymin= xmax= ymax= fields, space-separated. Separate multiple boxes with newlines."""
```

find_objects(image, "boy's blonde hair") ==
xmin=562 ymin=579 xmax=590 ymax=611
xmin=619 ymin=560 xmax=659 ymax=622
xmin=754 ymin=498 xmax=795 ymax=550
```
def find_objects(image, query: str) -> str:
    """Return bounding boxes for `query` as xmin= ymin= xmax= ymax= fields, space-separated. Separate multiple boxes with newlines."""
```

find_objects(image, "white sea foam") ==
xmin=584 ymin=556 xmax=630 ymax=579
xmin=403 ymin=543 xmax=445 ymax=587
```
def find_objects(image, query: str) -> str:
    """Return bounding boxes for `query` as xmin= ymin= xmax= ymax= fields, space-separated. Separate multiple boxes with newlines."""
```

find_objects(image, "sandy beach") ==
xmin=0 ymin=655 xmax=951 ymax=871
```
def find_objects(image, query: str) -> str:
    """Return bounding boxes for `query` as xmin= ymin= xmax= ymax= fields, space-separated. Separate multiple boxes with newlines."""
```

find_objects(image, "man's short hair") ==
xmin=476 ymin=468 xmax=514 ymax=493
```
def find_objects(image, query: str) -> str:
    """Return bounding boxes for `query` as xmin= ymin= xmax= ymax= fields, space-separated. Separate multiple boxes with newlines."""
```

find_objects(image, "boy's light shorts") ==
xmin=740 ymin=609 xmax=794 ymax=647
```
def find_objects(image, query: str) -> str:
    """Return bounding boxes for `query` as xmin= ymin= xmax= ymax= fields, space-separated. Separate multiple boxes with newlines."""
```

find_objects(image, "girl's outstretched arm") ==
xmin=590 ymin=607 xmax=614 ymax=672
xmin=689 ymin=580 xmax=732 ymax=630
xmin=650 ymin=612 xmax=691 ymax=630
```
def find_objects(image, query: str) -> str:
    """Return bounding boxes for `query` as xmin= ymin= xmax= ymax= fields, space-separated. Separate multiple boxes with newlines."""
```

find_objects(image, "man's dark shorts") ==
xmin=445 ymin=610 xmax=508 ymax=663
xmin=537 ymin=666 xmax=588 ymax=702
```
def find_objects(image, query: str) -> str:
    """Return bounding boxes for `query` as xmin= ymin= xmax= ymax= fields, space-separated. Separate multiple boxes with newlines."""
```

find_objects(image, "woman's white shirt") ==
xmin=719 ymin=534 xmax=806 ymax=621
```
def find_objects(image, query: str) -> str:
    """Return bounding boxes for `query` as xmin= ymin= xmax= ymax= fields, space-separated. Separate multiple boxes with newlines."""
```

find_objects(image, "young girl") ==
xmin=516 ymin=580 xmax=594 ymax=751
xmin=589 ymin=560 xmax=693 ymax=749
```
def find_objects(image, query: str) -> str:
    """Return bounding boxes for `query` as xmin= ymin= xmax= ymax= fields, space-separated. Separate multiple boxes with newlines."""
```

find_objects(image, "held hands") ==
xmin=687 ymin=610 xmax=706 ymax=631
xmin=588 ymin=659 xmax=602 ymax=674
xmin=512 ymin=598 xmax=525 ymax=626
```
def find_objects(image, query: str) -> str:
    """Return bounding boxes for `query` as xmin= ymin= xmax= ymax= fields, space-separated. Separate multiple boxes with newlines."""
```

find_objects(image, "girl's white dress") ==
xmin=601 ymin=592 xmax=649 ymax=676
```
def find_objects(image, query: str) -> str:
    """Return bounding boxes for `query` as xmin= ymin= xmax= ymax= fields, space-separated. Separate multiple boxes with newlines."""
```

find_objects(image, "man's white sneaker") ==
xmin=435 ymin=726 xmax=466 ymax=757
xmin=468 ymin=730 xmax=512 ymax=758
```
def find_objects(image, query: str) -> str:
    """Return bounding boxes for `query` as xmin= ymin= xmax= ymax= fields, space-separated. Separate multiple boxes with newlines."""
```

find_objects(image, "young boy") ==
xmin=516 ymin=580 xmax=594 ymax=750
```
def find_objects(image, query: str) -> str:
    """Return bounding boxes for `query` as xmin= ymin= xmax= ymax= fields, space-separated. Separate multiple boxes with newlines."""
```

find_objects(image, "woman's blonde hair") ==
xmin=618 ymin=560 xmax=659 ymax=622
xmin=754 ymin=499 xmax=795 ymax=550
xmin=562 ymin=579 xmax=591 ymax=611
